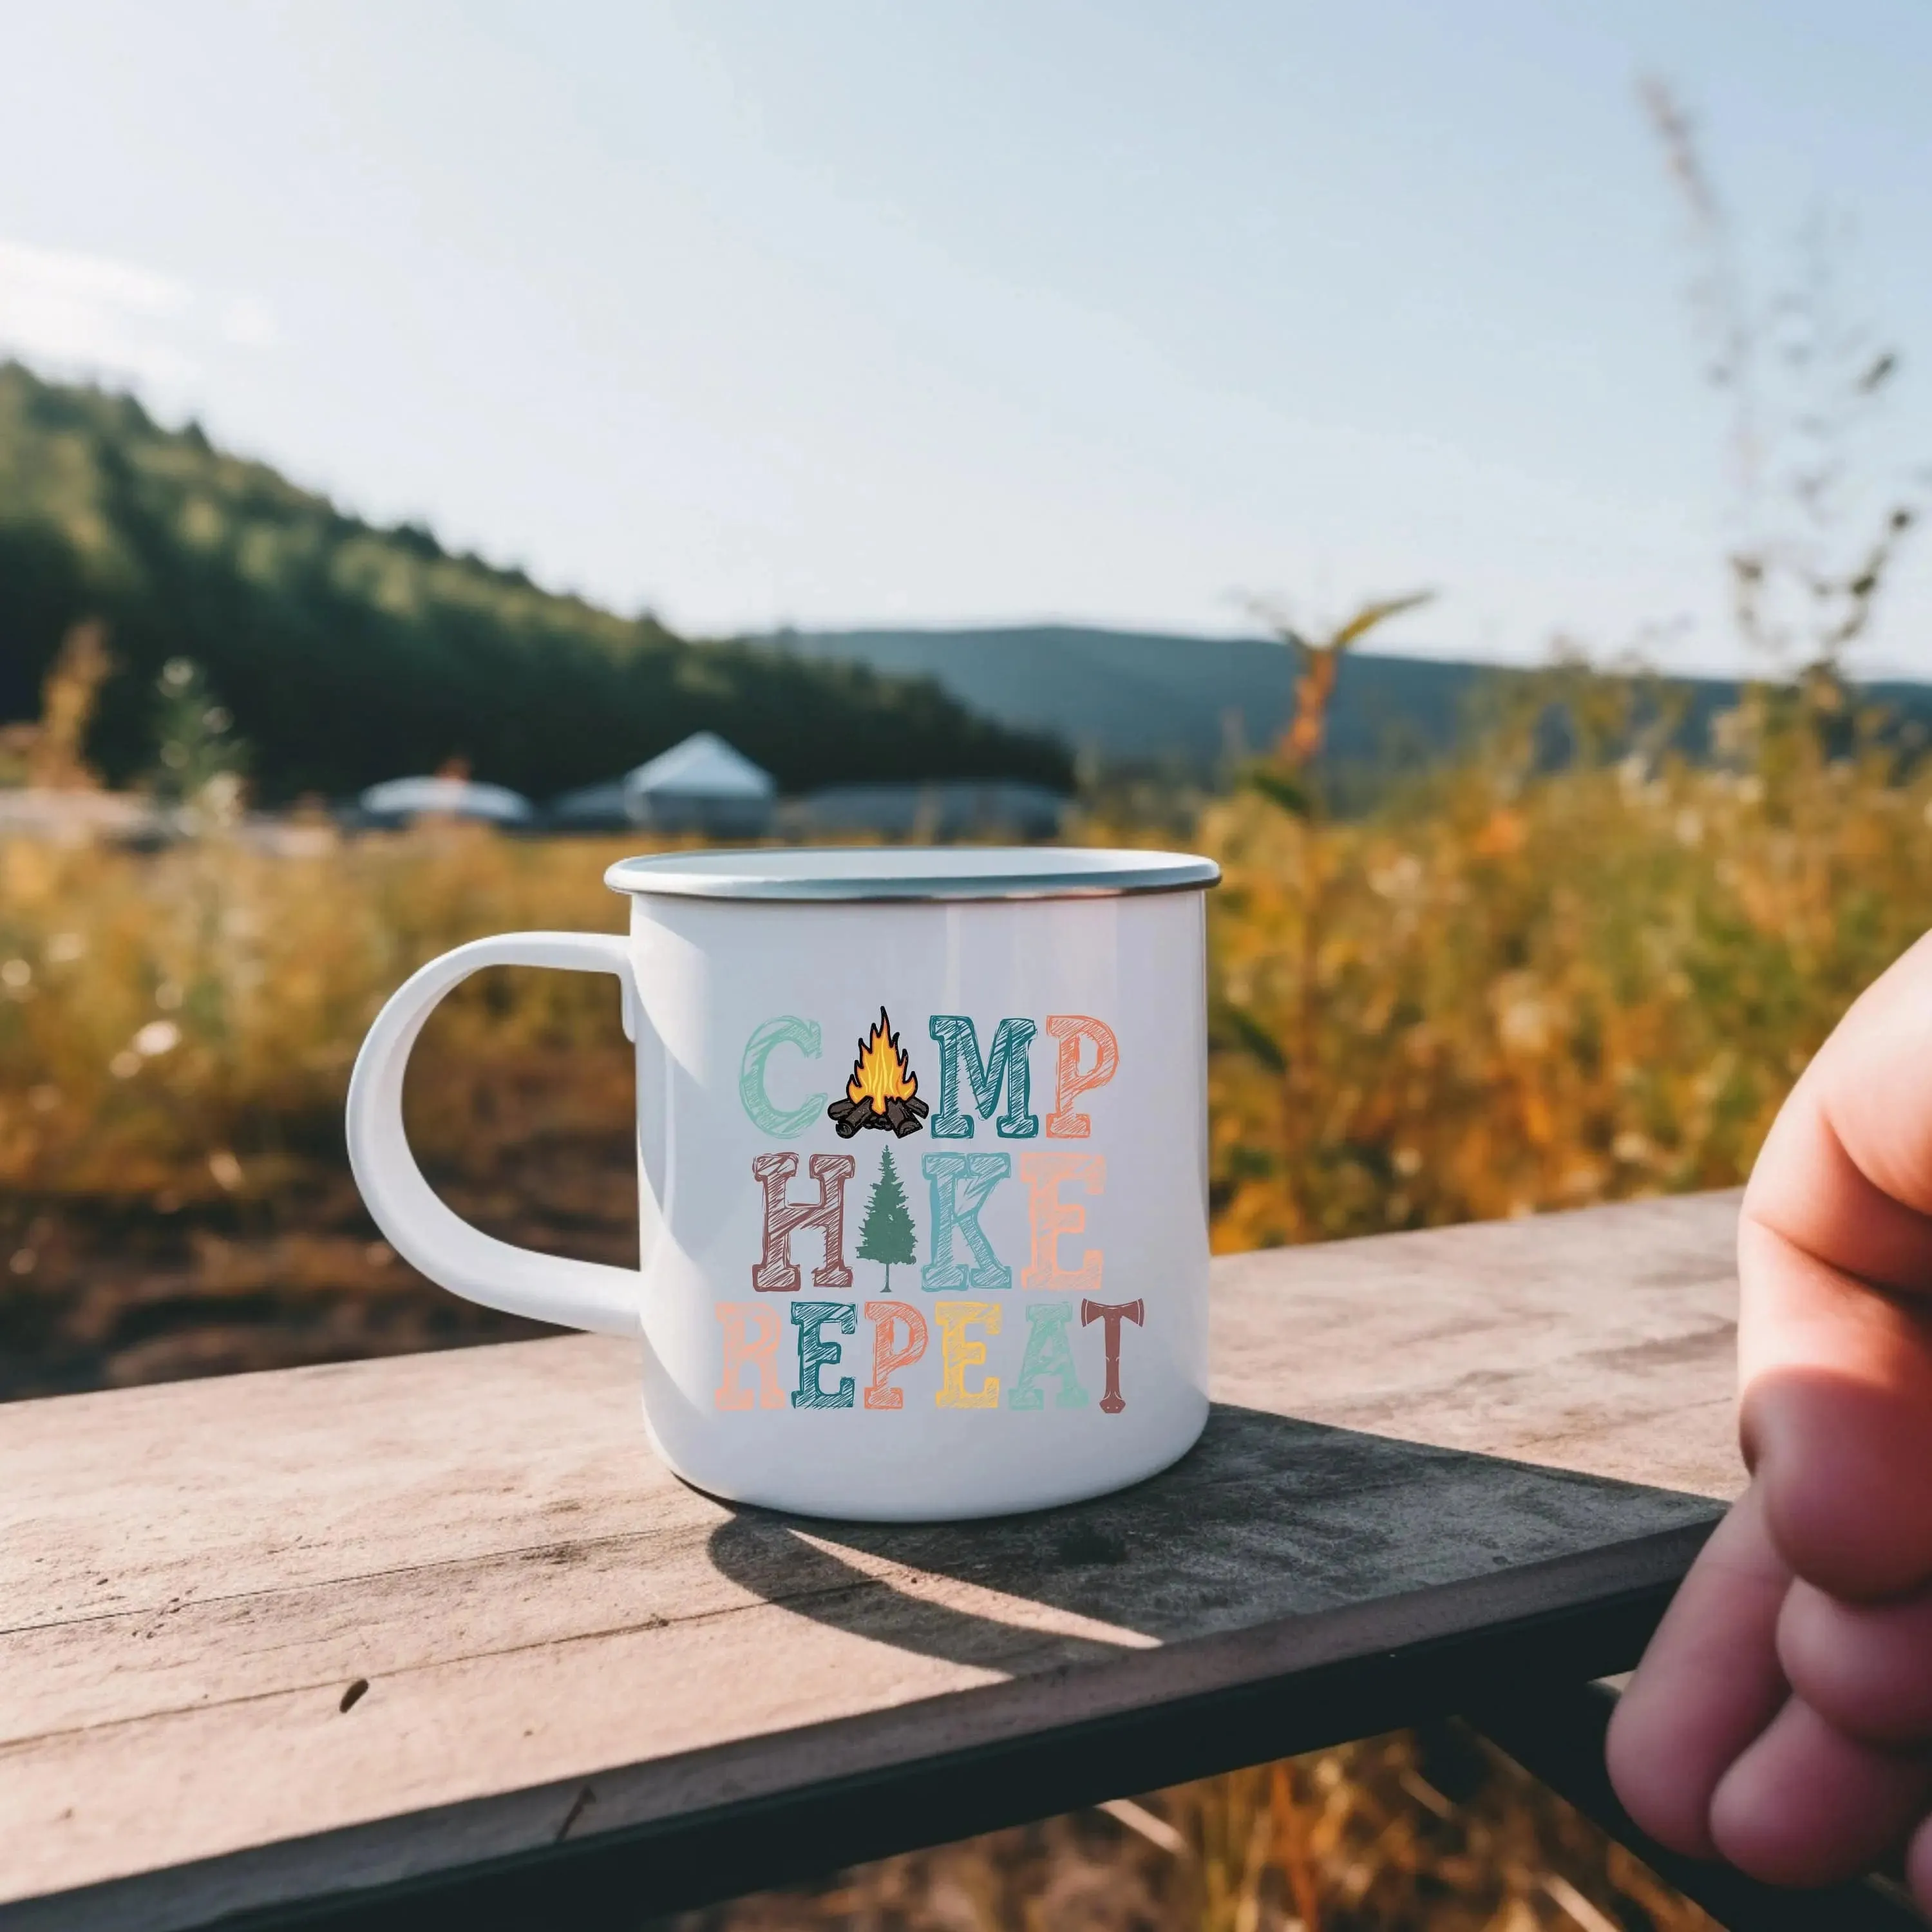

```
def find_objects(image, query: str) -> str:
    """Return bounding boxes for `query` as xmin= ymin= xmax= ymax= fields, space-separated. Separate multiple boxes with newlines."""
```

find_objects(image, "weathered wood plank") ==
xmin=0 ymin=1191 xmax=1743 ymax=1929
xmin=1211 ymin=1190 xmax=1744 ymax=1497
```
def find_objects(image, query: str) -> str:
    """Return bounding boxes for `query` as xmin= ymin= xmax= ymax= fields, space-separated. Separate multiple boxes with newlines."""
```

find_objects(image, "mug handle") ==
xmin=346 ymin=931 xmax=641 ymax=1335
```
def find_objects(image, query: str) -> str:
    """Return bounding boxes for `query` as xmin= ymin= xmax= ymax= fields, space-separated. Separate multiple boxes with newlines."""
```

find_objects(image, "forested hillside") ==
xmin=0 ymin=364 xmax=1070 ymax=800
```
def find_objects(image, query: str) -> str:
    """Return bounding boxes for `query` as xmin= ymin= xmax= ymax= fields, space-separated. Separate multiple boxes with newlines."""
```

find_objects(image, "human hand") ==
xmin=1607 ymin=931 xmax=1932 ymax=1896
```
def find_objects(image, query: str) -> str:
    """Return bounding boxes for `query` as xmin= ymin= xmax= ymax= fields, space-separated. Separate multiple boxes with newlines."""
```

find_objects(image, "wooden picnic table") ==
xmin=3 ymin=1192 xmax=1748 ymax=1931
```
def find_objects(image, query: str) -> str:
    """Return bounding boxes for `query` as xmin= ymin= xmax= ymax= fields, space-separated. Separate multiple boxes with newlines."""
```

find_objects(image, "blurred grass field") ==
xmin=3 ymin=664 xmax=1922 ymax=1927
xmin=5 ymin=662 xmax=1923 ymax=1385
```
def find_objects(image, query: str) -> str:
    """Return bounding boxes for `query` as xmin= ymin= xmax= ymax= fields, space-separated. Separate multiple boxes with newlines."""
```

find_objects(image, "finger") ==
xmin=1739 ymin=1219 xmax=1932 ymax=1599
xmin=1779 ymin=1577 xmax=1932 ymax=1747
xmin=1710 ymin=1694 xmax=1932 ymax=1886
xmin=1739 ymin=931 xmax=1932 ymax=1596
xmin=1904 ymin=1808 xmax=1932 ymax=1915
xmin=1607 ymin=1486 xmax=1790 ymax=1857
xmin=1745 ymin=925 xmax=1932 ymax=1285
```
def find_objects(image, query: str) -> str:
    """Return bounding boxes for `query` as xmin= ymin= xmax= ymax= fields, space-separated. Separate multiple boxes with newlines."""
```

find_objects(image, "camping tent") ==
xmin=547 ymin=732 xmax=776 ymax=835
xmin=354 ymin=776 xmax=535 ymax=828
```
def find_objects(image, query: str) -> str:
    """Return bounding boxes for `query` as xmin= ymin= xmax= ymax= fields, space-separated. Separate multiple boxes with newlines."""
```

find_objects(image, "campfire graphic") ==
xmin=827 ymin=1009 xmax=930 ymax=1139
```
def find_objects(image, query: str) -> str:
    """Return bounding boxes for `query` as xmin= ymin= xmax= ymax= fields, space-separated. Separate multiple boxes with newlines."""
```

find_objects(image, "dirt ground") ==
xmin=0 ymin=1043 xmax=626 ymax=1399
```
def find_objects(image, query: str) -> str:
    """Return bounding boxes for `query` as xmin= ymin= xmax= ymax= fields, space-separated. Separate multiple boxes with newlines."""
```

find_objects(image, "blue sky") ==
xmin=2 ymin=1 xmax=1929 ymax=670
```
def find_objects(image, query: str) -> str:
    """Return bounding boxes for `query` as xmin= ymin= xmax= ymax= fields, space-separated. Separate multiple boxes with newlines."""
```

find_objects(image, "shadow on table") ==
xmin=703 ymin=1403 xmax=1721 ymax=1673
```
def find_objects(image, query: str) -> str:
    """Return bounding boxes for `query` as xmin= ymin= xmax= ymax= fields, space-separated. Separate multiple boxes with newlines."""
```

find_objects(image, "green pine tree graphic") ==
xmin=857 ymin=1145 xmax=917 ymax=1291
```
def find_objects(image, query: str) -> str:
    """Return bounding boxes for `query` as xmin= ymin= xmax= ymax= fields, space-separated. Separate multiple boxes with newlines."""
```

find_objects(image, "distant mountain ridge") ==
xmin=12 ymin=352 xmax=1923 ymax=807
xmin=760 ymin=623 xmax=1932 ymax=774
xmin=0 ymin=365 xmax=1070 ymax=801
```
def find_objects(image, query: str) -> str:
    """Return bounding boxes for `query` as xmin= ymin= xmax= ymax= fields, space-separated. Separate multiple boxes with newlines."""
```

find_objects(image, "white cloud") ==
xmin=0 ymin=236 xmax=277 ymax=390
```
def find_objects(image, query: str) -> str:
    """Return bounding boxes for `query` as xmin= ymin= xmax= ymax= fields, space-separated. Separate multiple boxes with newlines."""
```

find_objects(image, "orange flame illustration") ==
xmin=846 ymin=1008 xmax=918 ymax=1117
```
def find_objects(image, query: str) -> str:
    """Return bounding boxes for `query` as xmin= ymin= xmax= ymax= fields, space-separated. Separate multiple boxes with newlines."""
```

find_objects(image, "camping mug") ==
xmin=346 ymin=846 xmax=1219 ymax=1520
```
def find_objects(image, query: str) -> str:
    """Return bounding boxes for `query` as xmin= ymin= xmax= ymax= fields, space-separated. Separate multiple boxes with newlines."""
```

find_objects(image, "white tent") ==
xmin=548 ymin=732 xmax=777 ymax=835
xmin=356 ymin=776 xmax=534 ymax=828
xmin=627 ymin=732 xmax=773 ymax=808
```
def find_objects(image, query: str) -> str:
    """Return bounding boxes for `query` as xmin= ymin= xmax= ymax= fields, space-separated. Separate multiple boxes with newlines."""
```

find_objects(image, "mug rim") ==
xmin=604 ymin=844 xmax=1220 ymax=904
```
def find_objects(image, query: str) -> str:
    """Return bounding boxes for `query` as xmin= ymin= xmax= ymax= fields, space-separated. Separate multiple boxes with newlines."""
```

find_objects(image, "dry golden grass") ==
xmin=7 ymin=678 xmax=1921 ymax=1247
xmin=1193 ymin=676 xmax=1929 ymax=1251
xmin=0 ymin=821 xmax=654 ymax=1391
xmin=0 ymin=821 xmax=646 ymax=1209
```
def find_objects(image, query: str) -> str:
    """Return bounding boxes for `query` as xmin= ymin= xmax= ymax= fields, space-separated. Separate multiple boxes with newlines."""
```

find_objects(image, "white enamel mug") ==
xmin=346 ymin=846 xmax=1219 ymax=1520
